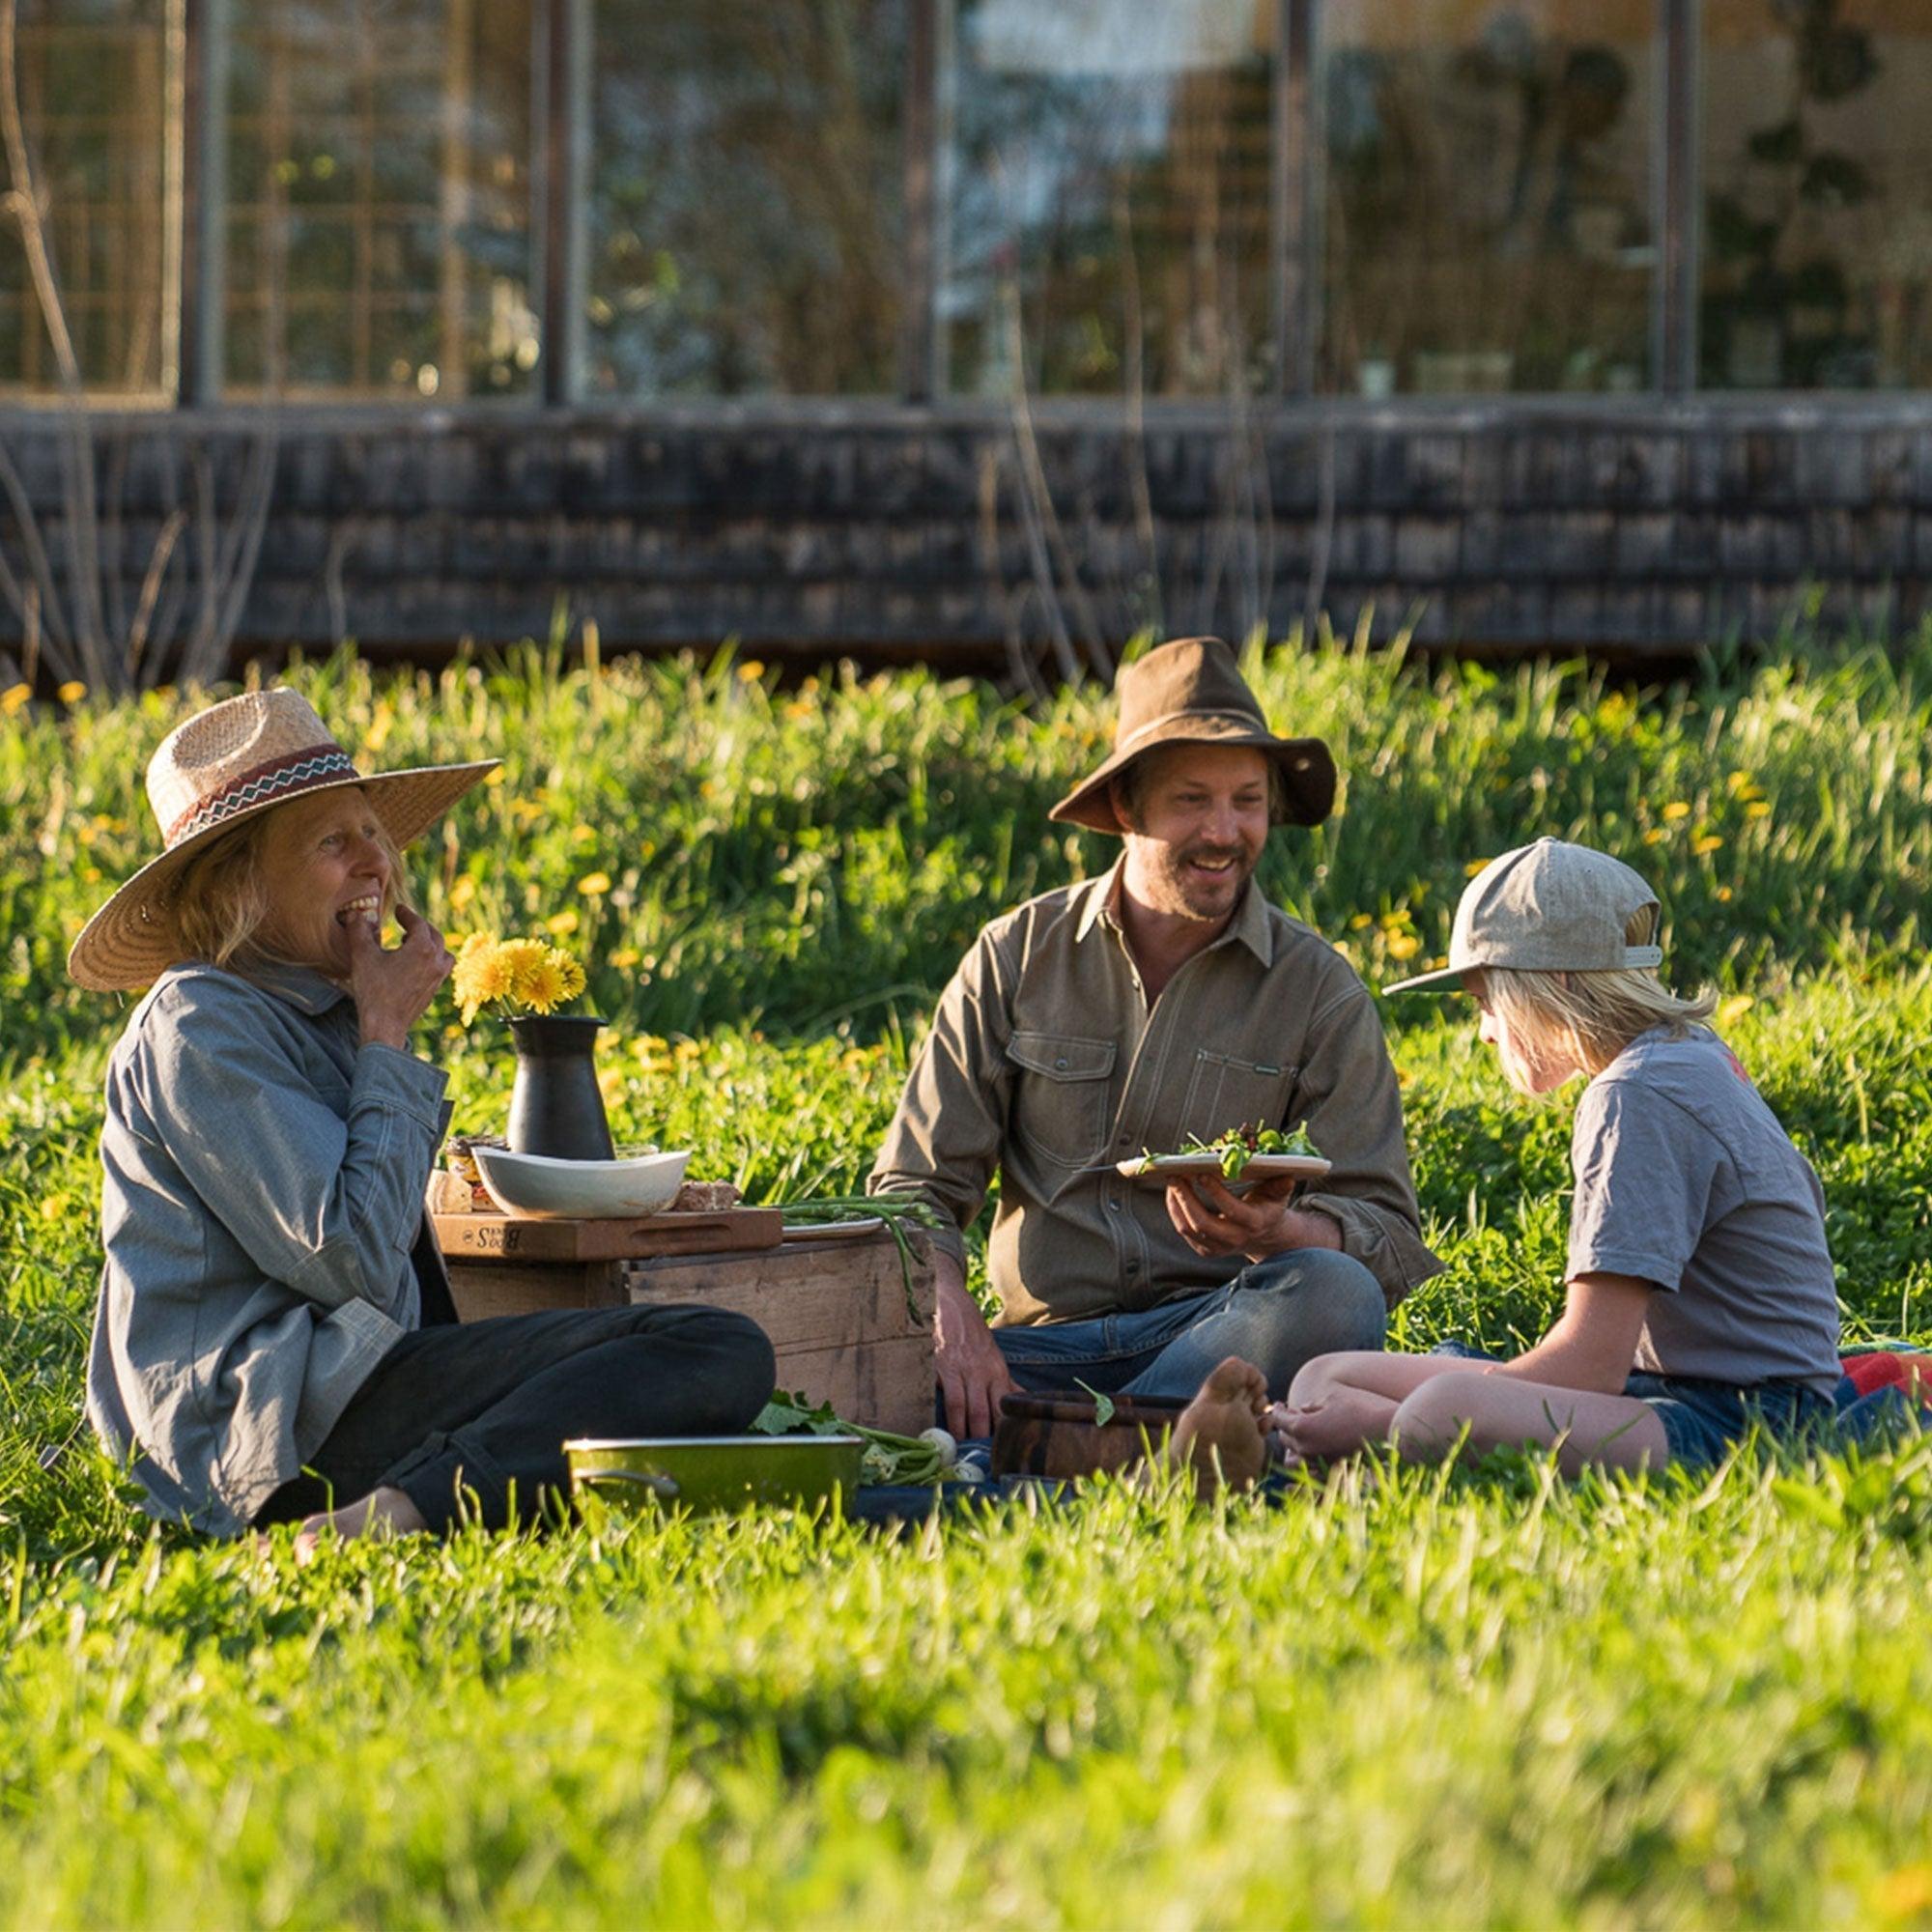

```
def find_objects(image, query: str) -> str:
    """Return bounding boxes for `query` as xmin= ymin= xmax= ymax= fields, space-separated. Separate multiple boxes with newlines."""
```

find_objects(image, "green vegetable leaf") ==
xmin=1075 ymin=1378 xmax=1117 ymax=1428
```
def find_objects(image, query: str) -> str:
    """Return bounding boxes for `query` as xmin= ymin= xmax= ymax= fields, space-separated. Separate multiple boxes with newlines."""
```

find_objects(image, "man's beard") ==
xmin=1137 ymin=840 xmax=1257 ymax=921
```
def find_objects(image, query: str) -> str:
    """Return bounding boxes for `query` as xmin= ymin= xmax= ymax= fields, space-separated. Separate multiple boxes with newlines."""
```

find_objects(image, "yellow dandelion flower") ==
xmin=448 ymin=875 xmax=478 ymax=912
xmin=577 ymin=871 xmax=611 ymax=896
xmin=452 ymin=933 xmax=511 ymax=1024
xmin=545 ymin=909 xmax=580 ymax=937
xmin=554 ymin=954 xmax=585 ymax=1002
xmin=1716 ymin=886 xmax=1734 ymax=901
xmin=1717 ymin=993 xmax=1755 ymax=1026
xmin=1642 ymin=828 xmax=1666 ymax=845
xmin=1 ymin=684 xmax=30 ymax=715
xmin=1745 ymin=800 xmax=1771 ymax=820
xmin=1384 ymin=932 xmax=1421 ymax=962
xmin=1692 ymin=834 xmax=1723 ymax=856
xmin=1873 ymin=1867 xmax=1932 ymax=1918
xmin=570 ymin=825 xmax=597 ymax=848
xmin=1349 ymin=913 xmax=1375 ymax=931
xmin=495 ymin=938 xmax=553 ymax=1005
xmin=609 ymin=946 xmax=641 ymax=969
xmin=56 ymin=680 xmax=86 ymax=704
xmin=1463 ymin=858 xmax=1492 ymax=877
xmin=737 ymin=660 xmax=765 ymax=682
xmin=484 ymin=766 xmax=507 ymax=787
xmin=1662 ymin=801 xmax=1691 ymax=823
xmin=519 ymin=955 xmax=569 ymax=1013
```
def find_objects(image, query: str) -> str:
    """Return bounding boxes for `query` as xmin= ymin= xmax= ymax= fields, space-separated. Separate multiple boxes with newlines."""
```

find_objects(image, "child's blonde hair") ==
xmin=1478 ymin=904 xmax=1717 ymax=1079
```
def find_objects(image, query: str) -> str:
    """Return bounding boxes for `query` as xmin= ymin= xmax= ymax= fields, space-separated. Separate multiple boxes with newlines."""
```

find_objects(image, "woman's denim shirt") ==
xmin=87 ymin=961 xmax=453 ymax=1536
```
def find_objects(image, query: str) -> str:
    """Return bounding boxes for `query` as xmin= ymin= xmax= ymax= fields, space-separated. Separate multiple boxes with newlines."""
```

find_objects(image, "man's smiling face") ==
xmin=1115 ymin=743 xmax=1272 ymax=924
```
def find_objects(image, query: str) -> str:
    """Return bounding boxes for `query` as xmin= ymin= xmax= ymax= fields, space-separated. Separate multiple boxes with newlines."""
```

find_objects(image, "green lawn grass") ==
xmin=2 ymin=638 xmax=1930 ymax=1929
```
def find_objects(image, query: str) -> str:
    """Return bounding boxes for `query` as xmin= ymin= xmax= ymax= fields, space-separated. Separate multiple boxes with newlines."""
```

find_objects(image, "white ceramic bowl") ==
xmin=472 ymin=1145 xmax=692 ymax=1220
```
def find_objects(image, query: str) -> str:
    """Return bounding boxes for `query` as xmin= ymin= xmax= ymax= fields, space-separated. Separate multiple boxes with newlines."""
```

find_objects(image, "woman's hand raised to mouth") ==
xmin=348 ymin=904 xmax=456 ymax=1051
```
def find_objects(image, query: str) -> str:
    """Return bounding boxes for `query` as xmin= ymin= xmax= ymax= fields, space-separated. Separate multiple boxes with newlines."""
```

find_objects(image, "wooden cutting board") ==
xmin=433 ymin=1207 xmax=785 ymax=1263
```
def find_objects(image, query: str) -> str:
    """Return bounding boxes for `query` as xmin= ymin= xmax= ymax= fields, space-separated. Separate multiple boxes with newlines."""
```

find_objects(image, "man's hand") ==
xmin=350 ymin=904 xmax=455 ymax=1051
xmin=932 ymin=1251 xmax=1018 ymax=1439
xmin=1164 ymin=1171 xmax=1342 ymax=1264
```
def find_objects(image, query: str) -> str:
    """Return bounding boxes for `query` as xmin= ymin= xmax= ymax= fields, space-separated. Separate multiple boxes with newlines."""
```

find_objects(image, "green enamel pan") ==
xmin=564 ymin=1435 xmax=865 ymax=1515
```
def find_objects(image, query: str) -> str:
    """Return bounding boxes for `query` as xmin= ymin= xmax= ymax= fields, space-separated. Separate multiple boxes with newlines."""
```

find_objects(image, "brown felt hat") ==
xmin=1049 ymin=637 xmax=1336 ymax=836
xmin=68 ymin=686 xmax=497 ymax=992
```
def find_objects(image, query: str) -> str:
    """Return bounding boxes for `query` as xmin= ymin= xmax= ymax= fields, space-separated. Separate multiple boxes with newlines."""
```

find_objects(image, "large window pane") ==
xmin=588 ymin=0 xmax=905 ymax=397
xmin=0 ymin=0 xmax=171 ymax=399
xmin=1702 ymin=0 xmax=1932 ymax=389
xmin=943 ymin=0 xmax=1274 ymax=398
xmin=1321 ymin=1 xmax=1655 ymax=394
xmin=225 ymin=0 xmax=536 ymax=398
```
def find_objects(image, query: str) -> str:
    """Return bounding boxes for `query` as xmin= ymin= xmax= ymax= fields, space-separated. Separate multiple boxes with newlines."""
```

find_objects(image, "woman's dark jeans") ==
xmin=256 ymin=1304 xmax=777 ymax=1533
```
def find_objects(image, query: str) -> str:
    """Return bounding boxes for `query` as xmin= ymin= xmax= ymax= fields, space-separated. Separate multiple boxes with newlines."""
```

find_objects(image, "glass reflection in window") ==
xmin=943 ymin=0 xmax=1276 ymax=398
xmin=0 ymin=0 xmax=171 ymax=399
xmin=1702 ymin=0 xmax=1932 ymax=389
xmin=1321 ymin=0 xmax=1655 ymax=395
xmin=225 ymin=0 xmax=535 ymax=398
xmin=588 ymin=0 xmax=905 ymax=397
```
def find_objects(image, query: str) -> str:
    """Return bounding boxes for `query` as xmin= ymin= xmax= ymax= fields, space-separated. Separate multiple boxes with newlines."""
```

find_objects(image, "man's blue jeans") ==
xmin=991 ymin=1249 xmax=1387 ymax=1403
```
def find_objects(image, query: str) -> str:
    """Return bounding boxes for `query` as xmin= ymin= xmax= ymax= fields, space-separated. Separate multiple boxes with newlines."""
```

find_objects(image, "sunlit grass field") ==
xmin=2 ymin=636 xmax=1930 ymax=1929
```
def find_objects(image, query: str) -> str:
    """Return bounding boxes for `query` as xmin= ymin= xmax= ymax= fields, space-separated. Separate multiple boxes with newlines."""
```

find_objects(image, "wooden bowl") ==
xmin=990 ymin=1392 xmax=1190 ymax=1480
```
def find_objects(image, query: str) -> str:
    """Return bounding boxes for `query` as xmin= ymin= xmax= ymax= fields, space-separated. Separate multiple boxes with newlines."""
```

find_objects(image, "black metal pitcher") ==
xmin=505 ymin=1014 xmax=616 ymax=1160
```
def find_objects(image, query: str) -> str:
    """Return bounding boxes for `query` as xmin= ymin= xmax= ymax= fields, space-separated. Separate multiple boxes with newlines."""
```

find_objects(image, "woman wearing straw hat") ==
xmin=72 ymin=687 xmax=775 ymax=1548
xmin=1260 ymin=838 xmax=1841 ymax=1476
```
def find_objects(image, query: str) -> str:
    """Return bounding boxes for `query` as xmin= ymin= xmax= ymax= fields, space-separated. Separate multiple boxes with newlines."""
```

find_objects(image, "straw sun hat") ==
xmin=68 ymin=687 xmax=497 ymax=992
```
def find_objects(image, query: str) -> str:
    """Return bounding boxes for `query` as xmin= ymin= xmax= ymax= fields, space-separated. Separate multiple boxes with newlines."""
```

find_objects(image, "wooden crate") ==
xmin=440 ymin=1229 xmax=936 ymax=1435
xmin=624 ymin=1235 xmax=936 ymax=1437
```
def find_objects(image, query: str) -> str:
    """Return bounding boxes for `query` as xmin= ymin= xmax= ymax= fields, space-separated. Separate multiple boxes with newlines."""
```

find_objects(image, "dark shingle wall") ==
xmin=1 ymin=398 xmax=1927 ymax=667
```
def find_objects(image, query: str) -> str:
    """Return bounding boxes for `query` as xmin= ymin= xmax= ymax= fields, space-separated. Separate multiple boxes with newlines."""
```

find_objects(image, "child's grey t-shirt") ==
xmin=1566 ymin=1027 xmax=1840 ymax=1394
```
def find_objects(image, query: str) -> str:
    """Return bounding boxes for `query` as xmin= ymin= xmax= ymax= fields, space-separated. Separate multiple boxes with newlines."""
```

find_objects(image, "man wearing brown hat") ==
xmin=870 ymin=637 xmax=1440 ymax=1438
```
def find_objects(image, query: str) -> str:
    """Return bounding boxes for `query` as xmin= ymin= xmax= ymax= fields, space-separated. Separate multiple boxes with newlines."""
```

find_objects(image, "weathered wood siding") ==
xmin=2 ymin=398 xmax=1928 ymax=669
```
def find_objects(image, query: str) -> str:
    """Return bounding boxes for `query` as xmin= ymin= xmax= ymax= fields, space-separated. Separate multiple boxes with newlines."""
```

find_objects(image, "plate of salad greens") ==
xmin=1117 ymin=1123 xmax=1329 ymax=1187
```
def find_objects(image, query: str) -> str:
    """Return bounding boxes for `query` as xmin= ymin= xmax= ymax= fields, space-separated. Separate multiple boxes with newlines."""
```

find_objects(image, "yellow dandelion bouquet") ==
xmin=452 ymin=933 xmax=588 ymax=1026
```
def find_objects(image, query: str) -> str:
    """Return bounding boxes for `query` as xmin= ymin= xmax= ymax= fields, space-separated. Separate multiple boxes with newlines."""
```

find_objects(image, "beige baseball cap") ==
xmin=1382 ymin=837 xmax=1664 ymax=995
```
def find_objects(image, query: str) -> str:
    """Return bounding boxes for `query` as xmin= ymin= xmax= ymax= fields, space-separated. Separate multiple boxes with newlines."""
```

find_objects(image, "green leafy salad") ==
xmin=1175 ymin=1122 xmax=1321 ymax=1182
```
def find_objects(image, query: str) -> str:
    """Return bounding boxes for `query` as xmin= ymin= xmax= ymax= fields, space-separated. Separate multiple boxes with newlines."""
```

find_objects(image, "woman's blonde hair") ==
xmin=1479 ymin=904 xmax=1717 ymax=1080
xmin=168 ymin=799 xmax=408 ymax=976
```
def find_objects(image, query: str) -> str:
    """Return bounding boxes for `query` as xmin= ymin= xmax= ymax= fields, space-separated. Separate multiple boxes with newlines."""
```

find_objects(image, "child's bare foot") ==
xmin=1169 ymin=1356 xmax=1270 ymax=1499
xmin=293 ymin=1485 xmax=429 ymax=1563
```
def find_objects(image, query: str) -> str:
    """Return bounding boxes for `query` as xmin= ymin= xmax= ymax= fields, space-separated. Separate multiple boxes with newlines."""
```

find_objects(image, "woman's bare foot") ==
xmin=1169 ymin=1356 xmax=1270 ymax=1499
xmin=293 ymin=1485 xmax=429 ymax=1563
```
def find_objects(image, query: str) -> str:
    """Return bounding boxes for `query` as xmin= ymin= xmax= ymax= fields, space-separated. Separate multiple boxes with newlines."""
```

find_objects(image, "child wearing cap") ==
xmin=1270 ymin=837 xmax=1842 ymax=1475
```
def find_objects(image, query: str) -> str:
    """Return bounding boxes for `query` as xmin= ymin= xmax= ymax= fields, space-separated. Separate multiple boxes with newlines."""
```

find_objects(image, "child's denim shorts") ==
xmin=1622 ymin=1371 xmax=1836 ymax=1469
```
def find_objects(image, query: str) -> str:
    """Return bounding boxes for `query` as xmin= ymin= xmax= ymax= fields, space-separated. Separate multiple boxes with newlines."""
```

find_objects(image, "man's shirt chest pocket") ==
xmin=1180 ymin=1049 xmax=1296 ymax=1140
xmin=1006 ymin=1030 xmax=1118 ymax=1166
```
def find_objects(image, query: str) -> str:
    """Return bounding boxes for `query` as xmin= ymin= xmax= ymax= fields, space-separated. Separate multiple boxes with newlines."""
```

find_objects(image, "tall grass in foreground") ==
xmin=4 ymin=1453 xmax=1931 ymax=1929
xmin=1 ymin=639 xmax=1930 ymax=1929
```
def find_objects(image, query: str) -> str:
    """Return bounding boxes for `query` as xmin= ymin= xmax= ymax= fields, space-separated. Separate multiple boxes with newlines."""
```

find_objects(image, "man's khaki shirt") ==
xmin=870 ymin=865 xmax=1441 ymax=1325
